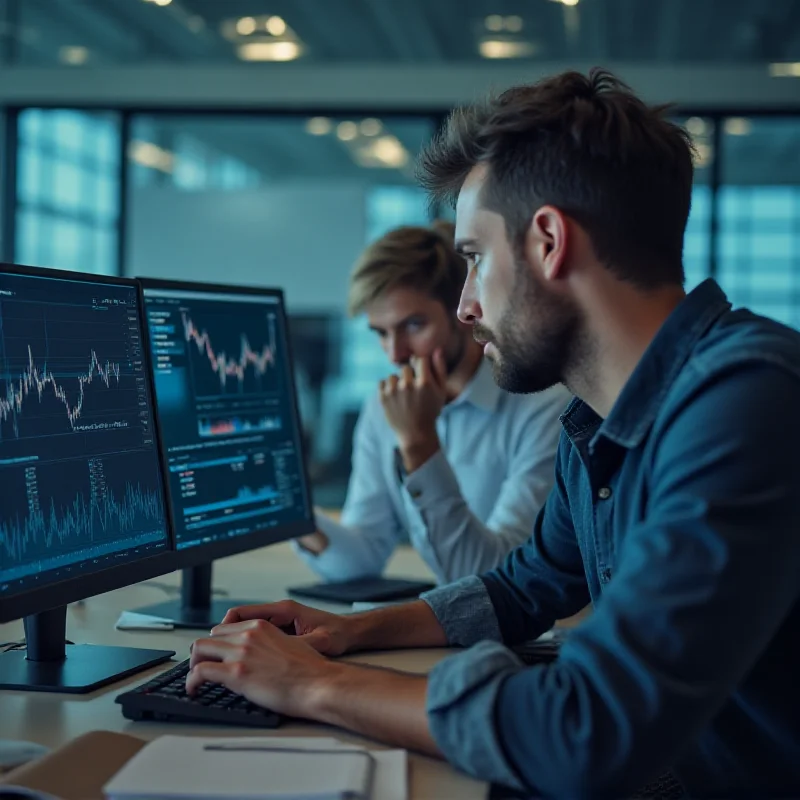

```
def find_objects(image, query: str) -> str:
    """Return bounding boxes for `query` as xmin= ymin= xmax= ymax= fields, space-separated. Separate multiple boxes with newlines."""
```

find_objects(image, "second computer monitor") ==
xmin=134 ymin=278 xmax=314 ymax=627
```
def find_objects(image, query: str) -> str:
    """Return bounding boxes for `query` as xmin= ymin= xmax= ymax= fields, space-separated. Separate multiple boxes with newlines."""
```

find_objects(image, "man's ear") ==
xmin=523 ymin=205 xmax=569 ymax=282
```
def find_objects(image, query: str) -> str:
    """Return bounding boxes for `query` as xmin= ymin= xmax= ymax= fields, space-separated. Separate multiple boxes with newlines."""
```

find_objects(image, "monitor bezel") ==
xmin=137 ymin=276 xmax=316 ymax=570
xmin=0 ymin=262 xmax=177 ymax=624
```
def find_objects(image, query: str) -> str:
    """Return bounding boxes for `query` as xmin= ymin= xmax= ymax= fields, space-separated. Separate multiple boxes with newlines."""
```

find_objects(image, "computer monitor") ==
xmin=0 ymin=264 xmax=177 ymax=693
xmin=132 ymin=278 xmax=315 ymax=628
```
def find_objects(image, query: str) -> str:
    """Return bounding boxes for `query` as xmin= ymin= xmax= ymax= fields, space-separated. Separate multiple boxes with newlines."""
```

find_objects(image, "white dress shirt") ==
xmin=293 ymin=359 xmax=571 ymax=584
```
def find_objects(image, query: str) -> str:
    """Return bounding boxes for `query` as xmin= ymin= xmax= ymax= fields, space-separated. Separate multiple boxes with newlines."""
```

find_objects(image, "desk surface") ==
xmin=0 ymin=544 xmax=487 ymax=799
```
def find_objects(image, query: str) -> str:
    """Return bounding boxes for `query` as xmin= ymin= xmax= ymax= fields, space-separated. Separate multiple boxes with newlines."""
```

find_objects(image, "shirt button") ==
xmin=597 ymin=487 xmax=612 ymax=500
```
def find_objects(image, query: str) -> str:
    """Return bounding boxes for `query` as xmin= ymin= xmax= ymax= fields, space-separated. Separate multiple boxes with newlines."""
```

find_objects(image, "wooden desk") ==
xmin=0 ymin=544 xmax=485 ymax=800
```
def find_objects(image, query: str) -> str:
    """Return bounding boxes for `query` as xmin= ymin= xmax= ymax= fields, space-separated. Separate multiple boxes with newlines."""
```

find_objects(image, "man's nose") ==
xmin=388 ymin=337 xmax=410 ymax=365
xmin=458 ymin=274 xmax=481 ymax=324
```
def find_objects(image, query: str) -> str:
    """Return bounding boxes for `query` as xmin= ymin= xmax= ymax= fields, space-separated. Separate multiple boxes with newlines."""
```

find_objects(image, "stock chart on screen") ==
xmin=0 ymin=270 xmax=170 ymax=595
xmin=143 ymin=285 xmax=311 ymax=550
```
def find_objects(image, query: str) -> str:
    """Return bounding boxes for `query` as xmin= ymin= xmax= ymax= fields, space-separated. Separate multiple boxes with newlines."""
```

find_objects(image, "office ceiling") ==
xmin=8 ymin=0 xmax=800 ymax=187
xmin=9 ymin=0 xmax=800 ymax=67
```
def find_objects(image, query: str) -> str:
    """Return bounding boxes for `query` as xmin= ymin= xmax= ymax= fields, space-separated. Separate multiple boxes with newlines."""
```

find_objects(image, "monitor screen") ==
xmin=0 ymin=269 xmax=171 ymax=598
xmin=141 ymin=284 xmax=313 ymax=553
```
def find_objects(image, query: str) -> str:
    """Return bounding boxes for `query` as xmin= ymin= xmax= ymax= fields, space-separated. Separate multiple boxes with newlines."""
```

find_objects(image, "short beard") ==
xmin=485 ymin=261 xmax=581 ymax=394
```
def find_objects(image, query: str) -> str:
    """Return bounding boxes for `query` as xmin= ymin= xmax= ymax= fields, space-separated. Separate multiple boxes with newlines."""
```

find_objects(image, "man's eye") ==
xmin=464 ymin=252 xmax=482 ymax=269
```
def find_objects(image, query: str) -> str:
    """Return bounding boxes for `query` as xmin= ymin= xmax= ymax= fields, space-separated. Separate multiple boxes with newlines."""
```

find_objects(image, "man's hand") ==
xmin=296 ymin=530 xmax=329 ymax=556
xmin=221 ymin=598 xmax=448 ymax=655
xmin=187 ymin=618 xmax=336 ymax=718
xmin=219 ymin=599 xmax=354 ymax=657
xmin=187 ymin=617 xmax=441 ymax=756
xmin=380 ymin=351 xmax=448 ymax=472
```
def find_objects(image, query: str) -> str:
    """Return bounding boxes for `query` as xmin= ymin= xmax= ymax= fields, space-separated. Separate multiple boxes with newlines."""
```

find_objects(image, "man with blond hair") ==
xmin=294 ymin=220 xmax=569 ymax=584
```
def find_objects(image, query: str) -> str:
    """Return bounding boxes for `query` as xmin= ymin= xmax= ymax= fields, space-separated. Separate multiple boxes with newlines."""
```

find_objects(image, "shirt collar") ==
xmin=561 ymin=279 xmax=733 ymax=450
xmin=448 ymin=356 xmax=502 ymax=413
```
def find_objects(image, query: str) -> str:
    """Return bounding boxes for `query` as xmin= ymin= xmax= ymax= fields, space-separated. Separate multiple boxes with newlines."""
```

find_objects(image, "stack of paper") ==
xmin=103 ymin=736 xmax=407 ymax=800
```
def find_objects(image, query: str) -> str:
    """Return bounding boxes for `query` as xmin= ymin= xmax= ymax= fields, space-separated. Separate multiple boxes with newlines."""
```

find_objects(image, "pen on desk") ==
xmin=203 ymin=745 xmax=370 ymax=756
xmin=203 ymin=744 xmax=364 ymax=758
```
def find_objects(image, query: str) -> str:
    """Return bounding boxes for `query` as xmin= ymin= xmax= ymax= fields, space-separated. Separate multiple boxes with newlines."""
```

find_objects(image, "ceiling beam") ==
xmin=0 ymin=63 xmax=798 ymax=111
xmin=655 ymin=0 xmax=683 ymax=62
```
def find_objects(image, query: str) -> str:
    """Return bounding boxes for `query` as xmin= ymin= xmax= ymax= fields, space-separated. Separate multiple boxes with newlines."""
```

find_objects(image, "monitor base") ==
xmin=0 ymin=644 xmax=175 ymax=694
xmin=133 ymin=599 xmax=258 ymax=629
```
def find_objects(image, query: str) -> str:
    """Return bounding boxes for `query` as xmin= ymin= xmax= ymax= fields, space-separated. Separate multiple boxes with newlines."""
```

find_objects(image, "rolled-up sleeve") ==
xmin=420 ymin=575 xmax=502 ymax=646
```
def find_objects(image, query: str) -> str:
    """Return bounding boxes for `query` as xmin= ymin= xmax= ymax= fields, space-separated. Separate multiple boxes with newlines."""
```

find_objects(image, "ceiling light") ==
xmin=479 ymin=38 xmax=536 ymax=59
xmin=306 ymin=117 xmax=332 ymax=136
xmin=337 ymin=121 xmax=359 ymax=141
xmin=128 ymin=141 xmax=174 ymax=173
xmin=685 ymin=117 xmax=707 ymax=136
xmin=369 ymin=136 xmax=409 ymax=168
xmin=549 ymin=0 xmax=579 ymax=5
xmin=724 ymin=117 xmax=752 ymax=136
xmin=769 ymin=62 xmax=800 ymax=77
xmin=59 ymin=46 xmax=89 ymax=65
xmin=353 ymin=135 xmax=410 ymax=169
xmin=266 ymin=16 xmax=287 ymax=36
xmin=485 ymin=15 xmax=504 ymax=32
xmin=236 ymin=16 xmax=256 ymax=35
xmin=148 ymin=0 xmax=173 ymax=6
xmin=237 ymin=40 xmax=302 ymax=61
xmin=359 ymin=118 xmax=382 ymax=137
xmin=505 ymin=15 xmax=523 ymax=32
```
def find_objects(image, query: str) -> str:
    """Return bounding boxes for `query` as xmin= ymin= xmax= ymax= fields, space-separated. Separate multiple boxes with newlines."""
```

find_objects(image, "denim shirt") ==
xmin=421 ymin=280 xmax=800 ymax=798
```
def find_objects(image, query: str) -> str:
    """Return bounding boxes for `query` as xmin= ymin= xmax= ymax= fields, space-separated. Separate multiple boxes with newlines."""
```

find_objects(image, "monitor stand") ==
xmin=133 ymin=563 xmax=258 ymax=629
xmin=0 ymin=607 xmax=175 ymax=694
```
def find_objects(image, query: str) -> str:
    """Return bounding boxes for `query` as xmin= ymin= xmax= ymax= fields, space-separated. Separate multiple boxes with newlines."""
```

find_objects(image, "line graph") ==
xmin=181 ymin=310 xmax=278 ymax=397
xmin=0 ymin=344 xmax=121 ymax=439
xmin=0 ymin=479 xmax=164 ymax=579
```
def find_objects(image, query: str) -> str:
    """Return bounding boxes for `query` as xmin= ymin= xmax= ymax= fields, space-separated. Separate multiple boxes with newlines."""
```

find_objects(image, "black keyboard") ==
xmin=116 ymin=659 xmax=282 ymax=728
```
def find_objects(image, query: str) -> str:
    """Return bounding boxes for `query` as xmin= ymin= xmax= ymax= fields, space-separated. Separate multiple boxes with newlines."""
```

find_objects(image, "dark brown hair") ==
xmin=347 ymin=220 xmax=466 ymax=316
xmin=417 ymin=68 xmax=695 ymax=287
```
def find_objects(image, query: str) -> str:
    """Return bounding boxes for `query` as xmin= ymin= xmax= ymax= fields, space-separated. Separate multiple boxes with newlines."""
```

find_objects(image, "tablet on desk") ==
xmin=287 ymin=577 xmax=436 ymax=604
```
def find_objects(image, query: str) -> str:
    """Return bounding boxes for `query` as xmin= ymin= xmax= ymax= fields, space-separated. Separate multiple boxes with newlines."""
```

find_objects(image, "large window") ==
xmin=15 ymin=110 xmax=121 ymax=275
xmin=717 ymin=118 xmax=800 ymax=327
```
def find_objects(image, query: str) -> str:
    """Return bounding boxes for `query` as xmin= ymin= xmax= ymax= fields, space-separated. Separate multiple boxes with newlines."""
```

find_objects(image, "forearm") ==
xmin=309 ymin=661 xmax=441 ymax=756
xmin=421 ymin=512 xmax=528 ymax=583
xmin=347 ymin=600 xmax=448 ymax=652
xmin=403 ymin=452 xmax=531 ymax=581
